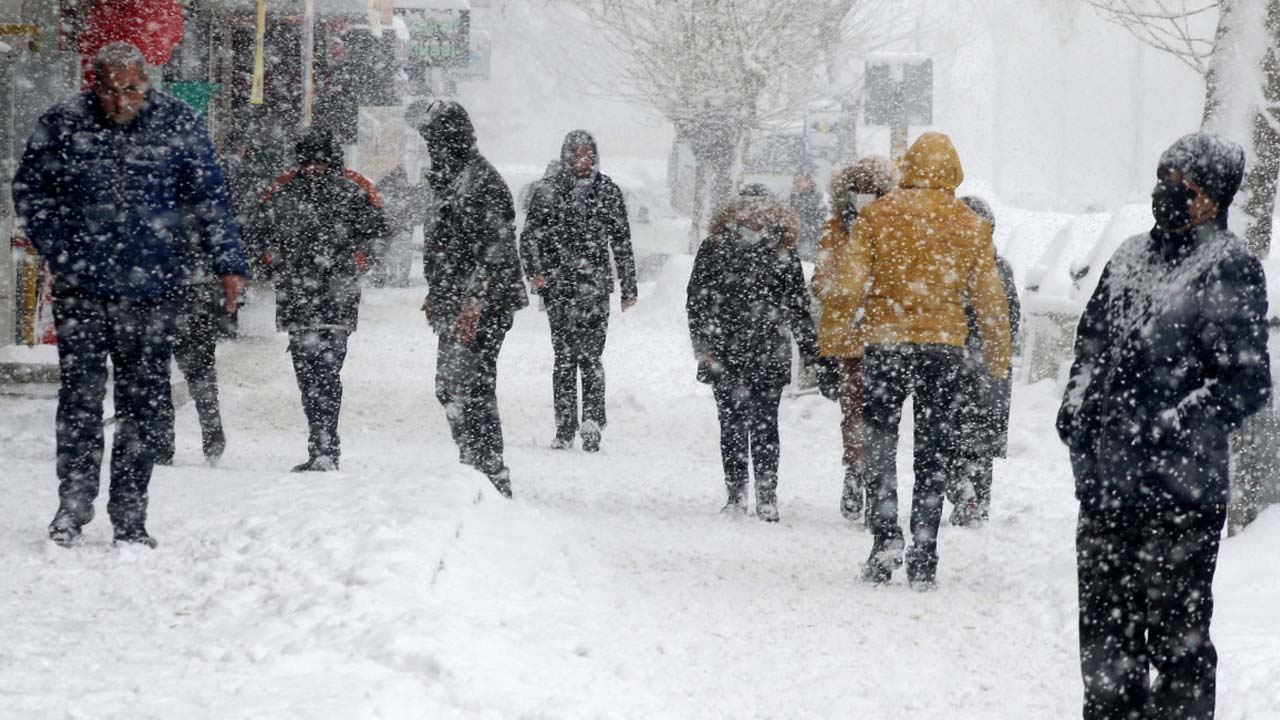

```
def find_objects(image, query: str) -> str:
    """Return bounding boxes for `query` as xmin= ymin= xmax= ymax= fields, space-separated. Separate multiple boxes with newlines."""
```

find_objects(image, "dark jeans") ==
xmin=862 ymin=344 xmax=963 ymax=581
xmin=154 ymin=284 xmax=225 ymax=457
xmin=288 ymin=329 xmax=350 ymax=461
xmin=547 ymin=295 xmax=609 ymax=441
xmin=712 ymin=379 xmax=783 ymax=490
xmin=52 ymin=289 xmax=178 ymax=531
xmin=1077 ymin=504 xmax=1226 ymax=720
xmin=436 ymin=312 xmax=512 ymax=476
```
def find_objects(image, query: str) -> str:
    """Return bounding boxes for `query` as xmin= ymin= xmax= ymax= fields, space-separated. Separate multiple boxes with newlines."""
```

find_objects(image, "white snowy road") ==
xmin=3 ymin=259 xmax=1278 ymax=719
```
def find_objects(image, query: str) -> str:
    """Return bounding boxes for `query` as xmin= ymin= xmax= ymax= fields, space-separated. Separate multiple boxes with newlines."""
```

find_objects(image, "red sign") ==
xmin=76 ymin=0 xmax=185 ymax=86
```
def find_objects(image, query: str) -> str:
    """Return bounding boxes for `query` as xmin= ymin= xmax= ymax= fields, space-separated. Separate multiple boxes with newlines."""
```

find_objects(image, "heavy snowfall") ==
xmin=2 ymin=1 xmax=1280 ymax=719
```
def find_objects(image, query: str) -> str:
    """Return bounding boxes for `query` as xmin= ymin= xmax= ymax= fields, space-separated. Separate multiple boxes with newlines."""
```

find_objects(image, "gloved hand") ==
xmin=816 ymin=358 xmax=841 ymax=402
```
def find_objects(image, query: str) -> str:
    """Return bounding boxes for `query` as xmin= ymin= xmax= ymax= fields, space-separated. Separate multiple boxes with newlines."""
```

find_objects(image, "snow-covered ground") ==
xmin=2 ymin=256 xmax=1279 ymax=719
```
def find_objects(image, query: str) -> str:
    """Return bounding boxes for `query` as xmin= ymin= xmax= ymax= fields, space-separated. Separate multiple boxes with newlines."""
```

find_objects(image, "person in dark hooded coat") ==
xmin=686 ymin=195 xmax=834 ymax=522
xmin=521 ymin=130 xmax=638 ymax=451
xmin=942 ymin=195 xmax=1020 ymax=526
xmin=415 ymin=100 xmax=528 ymax=498
xmin=251 ymin=128 xmax=389 ymax=472
xmin=1057 ymin=132 xmax=1270 ymax=720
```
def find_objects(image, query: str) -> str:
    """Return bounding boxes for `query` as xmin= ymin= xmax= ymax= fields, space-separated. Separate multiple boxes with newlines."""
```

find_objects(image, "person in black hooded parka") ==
xmin=1057 ymin=132 xmax=1271 ymax=720
xmin=251 ymin=128 xmax=389 ymax=472
xmin=522 ymin=130 xmax=638 ymax=451
xmin=416 ymin=101 xmax=528 ymax=498
xmin=687 ymin=195 xmax=834 ymax=522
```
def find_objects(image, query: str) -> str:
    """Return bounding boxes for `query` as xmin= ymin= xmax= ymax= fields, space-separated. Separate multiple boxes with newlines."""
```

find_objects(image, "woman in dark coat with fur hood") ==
xmin=686 ymin=195 xmax=832 ymax=522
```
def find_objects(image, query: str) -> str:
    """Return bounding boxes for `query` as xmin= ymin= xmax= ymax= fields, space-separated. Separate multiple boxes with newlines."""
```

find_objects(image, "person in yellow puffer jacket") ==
xmin=820 ymin=132 xmax=1011 ymax=589
xmin=812 ymin=155 xmax=897 ymax=525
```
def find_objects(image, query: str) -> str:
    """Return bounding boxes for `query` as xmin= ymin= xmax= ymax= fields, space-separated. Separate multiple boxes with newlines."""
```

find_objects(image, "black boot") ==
xmin=292 ymin=456 xmax=338 ymax=472
xmin=49 ymin=502 xmax=95 ymax=547
xmin=840 ymin=465 xmax=864 ymax=521
xmin=487 ymin=467 xmax=513 ymax=498
xmin=861 ymin=531 xmax=905 ymax=584
xmin=721 ymin=482 xmax=748 ymax=516
xmin=755 ymin=474 xmax=779 ymax=523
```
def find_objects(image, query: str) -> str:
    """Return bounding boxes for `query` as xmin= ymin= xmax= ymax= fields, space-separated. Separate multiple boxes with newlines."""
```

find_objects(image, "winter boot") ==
xmin=203 ymin=426 xmax=226 ymax=465
xmin=840 ymin=466 xmax=865 ymax=521
xmin=550 ymin=435 xmax=574 ymax=451
xmin=950 ymin=499 xmax=982 ymax=528
xmin=48 ymin=503 xmax=94 ymax=547
xmin=861 ymin=531 xmax=905 ymax=584
xmin=721 ymin=483 xmax=748 ymax=516
xmin=112 ymin=526 xmax=158 ymax=549
xmin=292 ymin=456 xmax=338 ymax=472
xmin=905 ymin=545 xmax=938 ymax=590
xmin=755 ymin=474 xmax=780 ymax=523
xmin=487 ymin=467 xmax=513 ymax=499
xmin=580 ymin=420 xmax=602 ymax=453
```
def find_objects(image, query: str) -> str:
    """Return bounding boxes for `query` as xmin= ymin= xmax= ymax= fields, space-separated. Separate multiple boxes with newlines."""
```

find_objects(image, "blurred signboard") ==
xmin=864 ymin=54 xmax=932 ymax=126
xmin=397 ymin=5 xmax=470 ymax=75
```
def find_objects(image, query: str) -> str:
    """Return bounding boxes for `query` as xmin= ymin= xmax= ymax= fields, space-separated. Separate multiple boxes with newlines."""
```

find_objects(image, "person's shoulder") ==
xmin=38 ymin=91 xmax=94 ymax=129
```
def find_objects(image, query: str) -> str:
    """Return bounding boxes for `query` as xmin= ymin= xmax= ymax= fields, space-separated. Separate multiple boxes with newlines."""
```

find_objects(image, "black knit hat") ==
xmin=295 ymin=128 xmax=343 ymax=168
xmin=1158 ymin=132 xmax=1246 ymax=208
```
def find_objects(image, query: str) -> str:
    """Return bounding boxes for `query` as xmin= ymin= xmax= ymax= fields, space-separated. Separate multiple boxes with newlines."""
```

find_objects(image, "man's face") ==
xmin=94 ymin=64 xmax=149 ymax=125
xmin=569 ymin=146 xmax=595 ymax=178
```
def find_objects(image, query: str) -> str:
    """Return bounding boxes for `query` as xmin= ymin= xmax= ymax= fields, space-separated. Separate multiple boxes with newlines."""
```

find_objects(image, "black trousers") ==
xmin=712 ymin=379 xmax=783 ymax=490
xmin=862 ymin=344 xmax=963 ymax=580
xmin=547 ymin=296 xmax=609 ymax=441
xmin=1077 ymin=504 xmax=1226 ymax=720
xmin=52 ymin=289 xmax=178 ymax=531
xmin=288 ymin=329 xmax=350 ymax=461
xmin=154 ymin=284 xmax=225 ymax=457
xmin=436 ymin=312 xmax=512 ymax=476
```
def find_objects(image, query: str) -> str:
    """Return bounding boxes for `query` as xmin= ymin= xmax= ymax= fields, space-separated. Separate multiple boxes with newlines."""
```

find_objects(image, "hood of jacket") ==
xmin=418 ymin=100 xmax=478 ymax=187
xmin=708 ymin=196 xmax=799 ymax=252
xmin=899 ymin=132 xmax=964 ymax=192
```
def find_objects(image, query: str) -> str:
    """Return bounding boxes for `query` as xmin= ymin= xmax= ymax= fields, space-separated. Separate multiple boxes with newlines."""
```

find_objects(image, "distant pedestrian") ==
xmin=1057 ymin=132 xmax=1269 ymax=720
xmin=789 ymin=167 xmax=826 ymax=262
xmin=943 ymin=196 xmax=1020 ymax=526
xmin=13 ymin=42 xmax=247 ymax=548
xmin=521 ymin=130 xmax=638 ymax=452
xmin=686 ymin=195 xmax=835 ymax=522
xmin=416 ymin=101 xmax=528 ymax=498
xmin=251 ymin=128 xmax=389 ymax=472
xmin=813 ymin=155 xmax=897 ymax=523
xmin=373 ymin=164 xmax=429 ymax=287
xmin=824 ymin=132 xmax=1011 ymax=588
xmin=152 ymin=233 xmax=231 ymax=466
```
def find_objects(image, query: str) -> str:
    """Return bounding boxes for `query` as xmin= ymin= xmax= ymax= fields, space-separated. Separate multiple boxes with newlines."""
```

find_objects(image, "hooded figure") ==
xmin=811 ymin=155 xmax=898 ymax=523
xmin=520 ymin=129 xmax=638 ymax=451
xmin=686 ymin=196 xmax=834 ymax=522
xmin=940 ymin=196 xmax=1020 ymax=526
xmin=1057 ymin=132 xmax=1268 ymax=720
xmin=250 ymin=128 xmax=389 ymax=472
xmin=823 ymin=132 xmax=1012 ymax=589
xmin=417 ymin=101 xmax=527 ymax=498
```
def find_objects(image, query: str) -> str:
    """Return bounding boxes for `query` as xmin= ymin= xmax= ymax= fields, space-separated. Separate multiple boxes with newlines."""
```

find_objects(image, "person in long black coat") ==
xmin=686 ymin=195 xmax=834 ymax=522
xmin=943 ymin=195 xmax=1021 ymax=526
xmin=1057 ymin=132 xmax=1270 ymax=720
xmin=521 ymin=130 xmax=638 ymax=451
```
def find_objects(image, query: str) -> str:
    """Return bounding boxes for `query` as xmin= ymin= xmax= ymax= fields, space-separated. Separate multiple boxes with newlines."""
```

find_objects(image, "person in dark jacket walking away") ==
xmin=687 ymin=196 xmax=834 ymax=522
xmin=822 ymin=133 xmax=1011 ymax=589
xmin=152 ymin=233 xmax=232 ymax=466
xmin=13 ymin=42 xmax=247 ymax=548
xmin=942 ymin=196 xmax=1021 ymax=526
xmin=251 ymin=128 xmax=389 ymax=472
xmin=813 ymin=155 xmax=897 ymax=524
xmin=522 ymin=130 xmax=638 ymax=451
xmin=372 ymin=164 xmax=428 ymax=287
xmin=416 ymin=101 xmax=528 ymax=498
xmin=1057 ymin=133 xmax=1270 ymax=720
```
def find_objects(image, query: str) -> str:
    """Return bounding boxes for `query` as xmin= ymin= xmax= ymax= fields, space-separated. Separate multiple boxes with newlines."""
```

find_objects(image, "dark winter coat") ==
xmin=379 ymin=165 xmax=430 ymax=236
xmin=253 ymin=167 xmax=389 ymax=333
xmin=13 ymin=89 xmax=246 ymax=301
xmin=1057 ymin=221 xmax=1270 ymax=510
xmin=521 ymin=131 xmax=638 ymax=305
xmin=788 ymin=181 xmax=826 ymax=262
xmin=418 ymin=102 xmax=528 ymax=330
xmin=686 ymin=198 xmax=821 ymax=388
xmin=956 ymin=255 xmax=1020 ymax=458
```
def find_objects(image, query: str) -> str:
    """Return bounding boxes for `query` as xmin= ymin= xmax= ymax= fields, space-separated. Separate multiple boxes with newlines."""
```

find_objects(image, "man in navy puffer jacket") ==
xmin=13 ymin=42 xmax=246 ymax=549
xmin=1057 ymin=132 xmax=1270 ymax=720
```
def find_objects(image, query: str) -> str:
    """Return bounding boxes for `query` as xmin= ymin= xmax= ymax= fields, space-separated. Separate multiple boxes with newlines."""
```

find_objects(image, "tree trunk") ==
xmin=1242 ymin=0 xmax=1280 ymax=257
